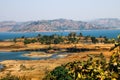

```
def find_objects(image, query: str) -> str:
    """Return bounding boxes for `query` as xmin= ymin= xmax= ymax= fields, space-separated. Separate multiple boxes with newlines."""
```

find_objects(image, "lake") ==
xmin=0 ymin=51 xmax=71 ymax=61
xmin=0 ymin=30 xmax=120 ymax=40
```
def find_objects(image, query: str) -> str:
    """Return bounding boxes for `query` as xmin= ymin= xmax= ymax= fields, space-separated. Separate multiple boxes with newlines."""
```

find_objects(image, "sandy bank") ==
xmin=23 ymin=52 xmax=53 ymax=58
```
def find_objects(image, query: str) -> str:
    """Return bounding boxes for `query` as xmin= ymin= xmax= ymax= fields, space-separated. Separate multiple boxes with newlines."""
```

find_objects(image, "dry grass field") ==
xmin=0 ymin=41 xmax=114 ymax=80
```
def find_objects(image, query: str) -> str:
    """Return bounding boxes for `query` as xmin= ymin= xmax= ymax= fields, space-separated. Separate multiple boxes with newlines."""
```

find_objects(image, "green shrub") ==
xmin=43 ymin=66 xmax=73 ymax=80
xmin=44 ymin=53 xmax=120 ymax=80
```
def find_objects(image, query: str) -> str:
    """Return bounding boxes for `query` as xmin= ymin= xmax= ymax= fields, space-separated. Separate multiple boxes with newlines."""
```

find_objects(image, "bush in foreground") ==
xmin=43 ymin=52 xmax=120 ymax=80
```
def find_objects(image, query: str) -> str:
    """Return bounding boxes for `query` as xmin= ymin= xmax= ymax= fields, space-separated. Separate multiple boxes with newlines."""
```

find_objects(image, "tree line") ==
xmin=13 ymin=32 xmax=115 ymax=45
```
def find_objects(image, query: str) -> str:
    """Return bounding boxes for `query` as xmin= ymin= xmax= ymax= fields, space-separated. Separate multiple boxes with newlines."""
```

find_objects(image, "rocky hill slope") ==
xmin=0 ymin=18 xmax=119 ymax=32
xmin=89 ymin=18 xmax=120 ymax=29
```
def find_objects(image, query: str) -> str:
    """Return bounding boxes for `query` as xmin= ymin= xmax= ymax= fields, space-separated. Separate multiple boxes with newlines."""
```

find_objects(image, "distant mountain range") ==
xmin=0 ymin=18 xmax=120 ymax=32
xmin=89 ymin=18 xmax=120 ymax=29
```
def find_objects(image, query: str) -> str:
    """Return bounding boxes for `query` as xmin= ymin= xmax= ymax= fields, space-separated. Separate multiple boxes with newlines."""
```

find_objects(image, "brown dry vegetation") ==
xmin=0 ymin=41 xmax=114 ymax=80
xmin=0 ymin=41 xmax=113 ymax=51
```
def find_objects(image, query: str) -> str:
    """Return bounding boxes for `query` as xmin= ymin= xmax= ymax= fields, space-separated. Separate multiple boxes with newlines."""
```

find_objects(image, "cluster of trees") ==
xmin=22 ymin=32 xmax=110 ymax=45
xmin=37 ymin=34 xmax=64 ymax=44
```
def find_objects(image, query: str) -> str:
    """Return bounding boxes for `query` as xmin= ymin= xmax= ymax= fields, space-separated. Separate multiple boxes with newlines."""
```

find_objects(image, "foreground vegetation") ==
xmin=43 ymin=35 xmax=120 ymax=80
xmin=44 ymin=51 xmax=120 ymax=80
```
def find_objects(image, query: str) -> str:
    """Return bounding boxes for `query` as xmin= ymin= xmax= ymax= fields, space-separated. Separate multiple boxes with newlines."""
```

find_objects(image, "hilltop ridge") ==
xmin=0 ymin=18 xmax=120 ymax=32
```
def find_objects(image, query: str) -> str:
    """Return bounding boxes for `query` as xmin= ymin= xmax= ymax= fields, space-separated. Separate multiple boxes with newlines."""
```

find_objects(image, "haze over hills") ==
xmin=0 ymin=18 xmax=120 ymax=32
xmin=89 ymin=18 xmax=120 ymax=29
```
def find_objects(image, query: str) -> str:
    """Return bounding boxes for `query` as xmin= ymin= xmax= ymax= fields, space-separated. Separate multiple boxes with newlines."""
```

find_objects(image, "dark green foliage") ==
xmin=38 ymin=35 xmax=52 ymax=44
xmin=44 ymin=53 xmax=120 ymax=80
xmin=24 ymin=38 xmax=31 ymax=44
xmin=37 ymin=34 xmax=41 ymax=38
xmin=79 ymin=33 xmax=83 ymax=37
xmin=0 ymin=73 xmax=30 ymax=80
xmin=91 ymin=37 xmax=98 ymax=43
xmin=68 ymin=32 xmax=76 ymax=38
xmin=13 ymin=38 xmax=17 ymax=43
xmin=68 ymin=32 xmax=78 ymax=43
xmin=102 ymin=36 xmax=110 ymax=43
xmin=31 ymin=39 xmax=37 ymax=43
xmin=24 ymin=38 xmax=37 ymax=44
xmin=68 ymin=38 xmax=77 ymax=43
xmin=109 ymin=52 xmax=120 ymax=72
xmin=54 ymin=38 xmax=62 ymax=44
xmin=21 ymin=36 xmax=25 ymax=39
xmin=23 ymin=32 xmax=109 ymax=45
xmin=38 ymin=35 xmax=64 ymax=44
xmin=43 ymin=66 xmax=73 ymax=80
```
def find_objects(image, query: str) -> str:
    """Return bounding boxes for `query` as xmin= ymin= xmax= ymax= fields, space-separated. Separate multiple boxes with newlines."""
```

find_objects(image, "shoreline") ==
xmin=0 ymin=29 xmax=120 ymax=33
xmin=23 ymin=52 xmax=53 ymax=58
xmin=0 ymin=50 xmax=113 ymax=80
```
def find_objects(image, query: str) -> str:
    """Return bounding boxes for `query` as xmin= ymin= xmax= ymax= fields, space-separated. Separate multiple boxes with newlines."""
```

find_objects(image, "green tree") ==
xmin=104 ymin=36 xmax=108 ymax=43
xmin=53 ymin=37 xmax=64 ymax=44
xmin=37 ymin=34 xmax=42 ymax=41
xmin=79 ymin=32 xmax=83 ymax=37
xmin=13 ymin=38 xmax=17 ymax=43
xmin=68 ymin=32 xmax=76 ymax=38
xmin=68 ymin=38 xmax=77 ymax=43
xmin=24 ymin=38 xmax=31 ymax=45
xmin=68 ymin=32 xmax=77 ymax=43
xmin=91 ymin=37 xmax=98 ymax=43
xmin=43 ymin=66 xmax=73 ymax=80
xmin=37 ymin=34 xmax=41 ymax=38
xmin=21 ymin=36 xmax=25 ymax=39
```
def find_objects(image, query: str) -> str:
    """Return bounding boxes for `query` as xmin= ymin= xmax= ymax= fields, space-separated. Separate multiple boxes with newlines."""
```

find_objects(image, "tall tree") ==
xmin=68 ymin=32 xmax=77 ymax=43
xmin=68 ymin=32 xmax=76 ymax=38
xmin=79 ymin=32 xmax=83 ymax=37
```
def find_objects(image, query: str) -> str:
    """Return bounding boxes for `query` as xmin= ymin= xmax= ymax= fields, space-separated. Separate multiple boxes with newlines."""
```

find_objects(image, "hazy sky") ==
xmin=0 ymin=0 xmax=120 ymax=21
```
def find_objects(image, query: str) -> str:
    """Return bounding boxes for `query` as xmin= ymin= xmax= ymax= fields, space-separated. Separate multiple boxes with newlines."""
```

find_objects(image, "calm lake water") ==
xmin=0 ymin=51 xmax=36 ymax=61
xmin=0 ymin=30 xmax=120 ymax=40
xmin=0 ymin=51 xmax=70 ymax=61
